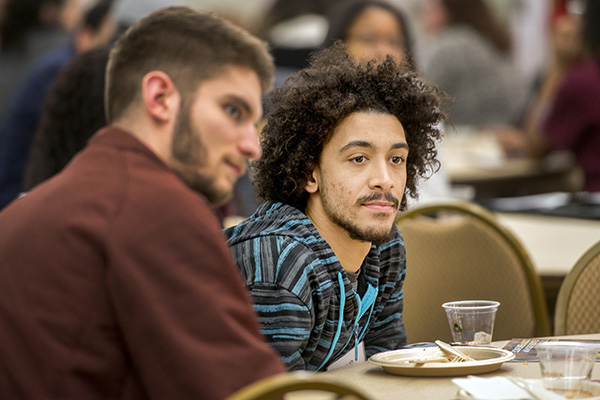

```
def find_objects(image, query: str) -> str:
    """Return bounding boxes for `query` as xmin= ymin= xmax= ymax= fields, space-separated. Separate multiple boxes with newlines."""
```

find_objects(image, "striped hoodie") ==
xmin=225 ymin=202 xmax=407 ymax=371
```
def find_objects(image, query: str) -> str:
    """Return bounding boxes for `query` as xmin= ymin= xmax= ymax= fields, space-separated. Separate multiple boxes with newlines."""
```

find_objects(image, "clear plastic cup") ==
xmin=442 ymin=300 xmax=500 ymax=345
xmin=537 ymin=341 xmax=599 ymax=398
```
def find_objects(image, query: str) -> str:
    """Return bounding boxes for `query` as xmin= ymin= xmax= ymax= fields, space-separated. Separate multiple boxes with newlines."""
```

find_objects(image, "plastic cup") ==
xmin=537 ymin=341 xmax=599 ymax=398
xmin=442 ymin=300 xmax=500 ymax=345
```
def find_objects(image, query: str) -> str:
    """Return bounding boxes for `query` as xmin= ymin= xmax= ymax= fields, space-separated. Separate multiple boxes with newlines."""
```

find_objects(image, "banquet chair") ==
xmin=554 ymin=240 xmax=600 ymax=335
xmin=396 ymin=200 xmax=551 ymax=343
xmin=225 ymin=371 xmax=373 ymax=400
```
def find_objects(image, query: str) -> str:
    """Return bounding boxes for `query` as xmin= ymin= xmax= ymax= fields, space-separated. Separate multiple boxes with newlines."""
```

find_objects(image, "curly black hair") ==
xmin=252 ymin=43 xmax=447 ymax=211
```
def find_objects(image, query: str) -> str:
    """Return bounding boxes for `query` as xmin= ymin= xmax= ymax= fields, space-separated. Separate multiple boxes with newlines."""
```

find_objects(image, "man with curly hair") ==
xmin=226 ymin=44 xmax=446 ymax=371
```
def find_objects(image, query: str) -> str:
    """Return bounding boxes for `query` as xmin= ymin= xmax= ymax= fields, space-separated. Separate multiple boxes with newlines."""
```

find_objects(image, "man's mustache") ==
xmin=357 ymin=192 xmax=399 ymax=209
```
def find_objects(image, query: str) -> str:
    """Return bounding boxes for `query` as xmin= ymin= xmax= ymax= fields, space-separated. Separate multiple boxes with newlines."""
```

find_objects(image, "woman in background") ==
xmin=323 ymin=0 xmax=416 ymax=68
xmin=530 ymin=0 xmax=600 ymax=195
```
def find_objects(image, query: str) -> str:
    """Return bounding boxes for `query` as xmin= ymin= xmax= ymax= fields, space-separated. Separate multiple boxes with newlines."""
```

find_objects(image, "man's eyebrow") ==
xmin=225 ymin=94 xmax=253 ymax=116
xmin=339 ymin=140 xmax=372 ymax=153
xmin=391 ymin=142 xmax=409 ymax=150
xmin=339 ymin=140 xmax=409 ymax=153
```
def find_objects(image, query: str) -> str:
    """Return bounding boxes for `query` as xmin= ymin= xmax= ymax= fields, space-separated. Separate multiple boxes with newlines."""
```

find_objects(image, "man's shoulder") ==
xmin=226 ymin=204 xmax=335 ymax=281
xmin=226 ymin=202 xmax=317 ymax=243
xmin=69 ymin=129 xmax=217 ymax=231
xmin=227 ymin=220 xmax=324 ymax=264
xmin=371 ymin=229 xmax=406 ymax=276
xmin=377 ymin=228 xmax=404 ymax=253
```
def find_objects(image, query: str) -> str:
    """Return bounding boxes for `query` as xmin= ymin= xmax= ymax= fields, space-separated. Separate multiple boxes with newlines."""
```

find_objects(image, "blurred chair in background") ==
xmin=554 ymin=240 xmax=600 ymax=335
xmin=396 ymin=200 xmax=551 ymax=343
xmin=226 ymin=372 xmax=373 ymax=400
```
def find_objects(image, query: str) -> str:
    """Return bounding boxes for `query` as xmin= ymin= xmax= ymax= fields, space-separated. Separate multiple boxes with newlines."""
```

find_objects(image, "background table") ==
xmin=497 ymin=213 xmax=600 ymax=277
xmin=444 ymin=129 xmax=580 ymax=200
xmin=496 ymin=212 xmax=600 ymax=327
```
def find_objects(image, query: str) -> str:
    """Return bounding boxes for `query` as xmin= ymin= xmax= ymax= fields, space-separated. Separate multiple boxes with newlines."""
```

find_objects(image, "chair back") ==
xmin=396 ymin=201 xmax=551 ymax=343
xmin=225 ymin=371 xmax=373 ymax=400
xmin=554 ymin=240 xmax=600 ymax=335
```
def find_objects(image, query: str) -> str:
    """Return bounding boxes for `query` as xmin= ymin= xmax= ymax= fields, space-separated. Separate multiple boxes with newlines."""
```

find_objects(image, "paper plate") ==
xmin=369 ymin=346 xmax=515 ymax=377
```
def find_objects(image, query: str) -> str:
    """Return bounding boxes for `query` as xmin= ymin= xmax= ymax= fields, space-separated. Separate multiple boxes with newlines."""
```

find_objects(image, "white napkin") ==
xmin=453 ymin=376 xmax=531 ymax=399
xmin=452 ymin=376 xmax=566 ymax=400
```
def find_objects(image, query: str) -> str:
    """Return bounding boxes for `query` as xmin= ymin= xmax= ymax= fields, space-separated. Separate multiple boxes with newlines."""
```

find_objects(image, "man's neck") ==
xmin=112 ymin=111 xmax=175 ymax=164
xmin=304 ymin=203 xmax=371 ymax=274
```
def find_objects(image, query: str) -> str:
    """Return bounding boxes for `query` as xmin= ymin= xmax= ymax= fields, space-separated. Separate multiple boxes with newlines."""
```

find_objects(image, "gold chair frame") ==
xmin=226 ymin=371 xmax=373 ymax=400
xmin=554 ymin=240 xmax=600 ymax=335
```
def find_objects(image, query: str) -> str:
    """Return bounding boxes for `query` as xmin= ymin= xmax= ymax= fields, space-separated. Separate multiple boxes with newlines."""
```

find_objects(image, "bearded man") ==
xmin=0 ymin=8 xmax=285 ymax=399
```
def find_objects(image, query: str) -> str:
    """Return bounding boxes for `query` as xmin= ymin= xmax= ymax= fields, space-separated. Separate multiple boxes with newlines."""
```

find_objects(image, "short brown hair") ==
xmin=105 ymin=7 xmax=274 ymax=122
xmin=253 ymin=44 xmax=446 ymax=211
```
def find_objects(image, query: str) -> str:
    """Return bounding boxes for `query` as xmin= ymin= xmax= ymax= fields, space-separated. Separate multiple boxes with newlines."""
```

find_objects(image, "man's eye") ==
xmin=352 ymin=156 xmax=366 ymax=163
xmin=224 ymin=105 xmax=241 ymax=119
xmin=390 ymin=156 xmax=405 ymax=164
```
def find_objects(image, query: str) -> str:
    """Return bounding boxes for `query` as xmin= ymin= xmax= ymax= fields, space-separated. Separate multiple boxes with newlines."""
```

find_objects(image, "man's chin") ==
xmin=195 ymin=185 xmax=232 ymax=205
xmin=181 ymin=174 xmax=231 ymax=205
xmin=342 ymin=222 xmax=396 ymax=246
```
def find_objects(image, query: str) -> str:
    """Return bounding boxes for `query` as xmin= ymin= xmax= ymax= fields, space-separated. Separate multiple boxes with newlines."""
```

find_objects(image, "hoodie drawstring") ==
xmin=318 ymin=273 xmax=378 ymax=370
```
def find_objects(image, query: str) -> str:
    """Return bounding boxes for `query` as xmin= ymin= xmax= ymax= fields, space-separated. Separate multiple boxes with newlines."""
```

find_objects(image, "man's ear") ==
xmin=141 ymin=71 xmax=179 ymax=123
xmin=305 ymin=166 xmax=320 ymax=194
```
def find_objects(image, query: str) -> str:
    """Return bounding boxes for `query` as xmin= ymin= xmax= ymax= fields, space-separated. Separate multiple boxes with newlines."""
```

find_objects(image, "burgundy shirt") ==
xmin=543 ymin=60 xmax=600 ymax=192
xmin=0 ymin=127 xmax=284 ymax=399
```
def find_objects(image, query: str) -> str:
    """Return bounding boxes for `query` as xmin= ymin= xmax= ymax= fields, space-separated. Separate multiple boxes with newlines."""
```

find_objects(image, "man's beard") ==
xmin=170 ymin=102 xmax=230 ymax=205
xmin=320 ymin=174 xmax=398 ymax=246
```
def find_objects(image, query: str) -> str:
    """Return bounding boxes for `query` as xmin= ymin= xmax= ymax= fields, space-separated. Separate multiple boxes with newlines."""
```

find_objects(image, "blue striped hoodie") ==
xmin=225 ymin=202 xmax=407 ymax=371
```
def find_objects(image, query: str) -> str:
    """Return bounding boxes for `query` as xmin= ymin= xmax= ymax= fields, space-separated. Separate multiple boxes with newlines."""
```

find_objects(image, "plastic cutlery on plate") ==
xmin=435 ymin=340 xmax=475 ymax=362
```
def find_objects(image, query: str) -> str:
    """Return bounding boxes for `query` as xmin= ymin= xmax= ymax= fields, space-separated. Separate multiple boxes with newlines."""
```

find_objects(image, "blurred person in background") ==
xmin=421 ymin=0 xmax=527 ymax=127
xmin=500 ymin=0 xmax=600 ymax=196
xmin=0 ymin=7 xmax=285 ymax=399
xmin=0 ymin=0 xmax=84 ymax=121
xmin=323 ymin=0 xmax=416 ymax=69
xmin=498 ymin=0 xmax=585 ymax=159
xmin=0 ymin=0 xmax=116 ymax=209
xmin=23 ymin=46 xmax=110 ymax=190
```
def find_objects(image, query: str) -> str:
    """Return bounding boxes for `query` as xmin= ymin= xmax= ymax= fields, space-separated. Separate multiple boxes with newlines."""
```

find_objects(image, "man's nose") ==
xmin=369 ymin=161 xmax=394 ymax=191
xmin=238 ymin=124 xmax=262 ymax=160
